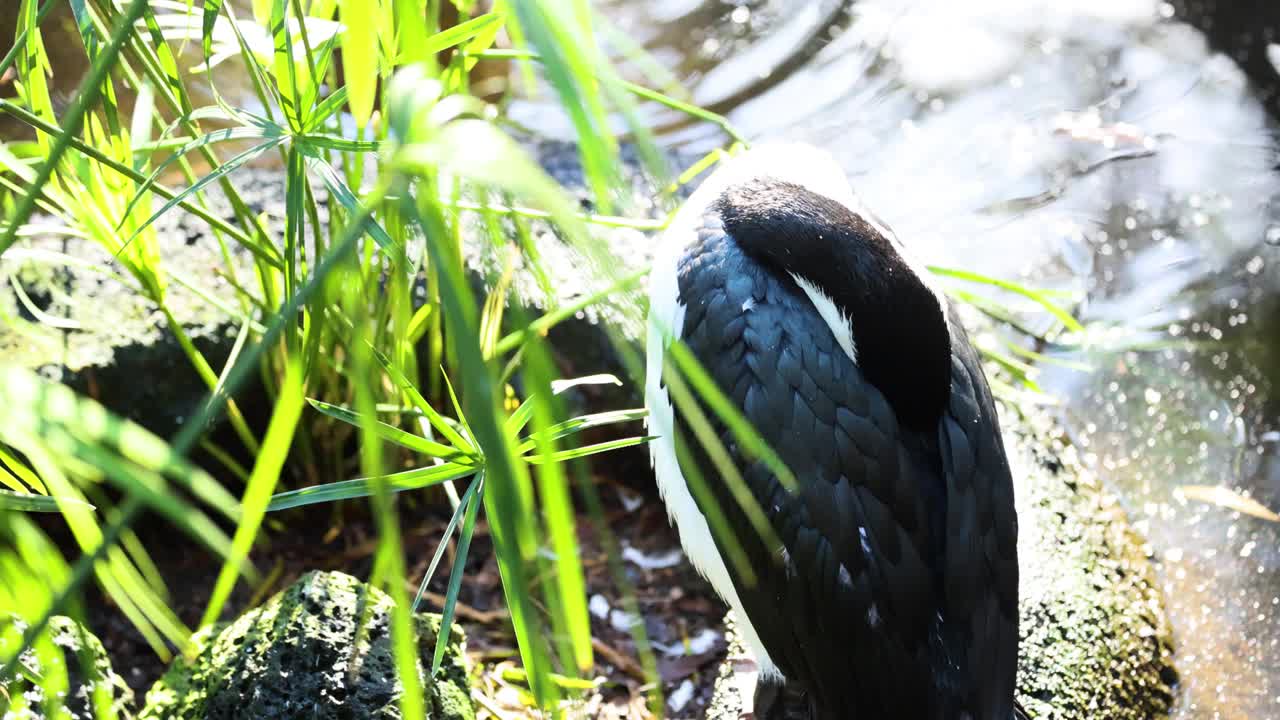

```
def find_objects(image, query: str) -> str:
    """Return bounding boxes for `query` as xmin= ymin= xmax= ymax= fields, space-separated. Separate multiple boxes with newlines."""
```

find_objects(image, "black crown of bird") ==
xmin=645 ymin=144 xmax=1024 ymax=720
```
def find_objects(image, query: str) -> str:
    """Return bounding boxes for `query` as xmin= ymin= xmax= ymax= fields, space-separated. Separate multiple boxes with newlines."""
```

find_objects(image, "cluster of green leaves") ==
xmin=0 ymin=0 xmax=698 ymax=716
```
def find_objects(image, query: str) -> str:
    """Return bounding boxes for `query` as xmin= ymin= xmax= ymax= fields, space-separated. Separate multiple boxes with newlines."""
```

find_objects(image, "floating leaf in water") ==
xmin=1177 ymin=485 xmax=1280 ymax=522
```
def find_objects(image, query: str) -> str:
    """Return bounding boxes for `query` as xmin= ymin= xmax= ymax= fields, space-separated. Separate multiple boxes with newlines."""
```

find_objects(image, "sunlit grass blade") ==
xmin=339 ymin=0 xmax=378 ymax=129
xmin=68 ymin=0 xmax=101 ymax=65
xmin=979 ymin=345 xmax=1043 ymax=393
xmin=0 ymin=97 xmax=285 ymax=269
xmin=503 ymin=375 xmax=628 ymax=437
xmin=549 ymin=374 xmax=623 ymax=394
xmin=63 ymin=438 xmax=236 ymax=561
xmin=0 ymin=446 xmax=46 ymax=494
xmin=0 ymin=0 xmax=153 ymax=258
xmin=411 ymin=473 xmax=484 ymax=612
xmin=305 ymin=156 xmax=399 ymax=251
xmin=504 ymin=395 xmax=539 ymax=437
xmin=492 ymin=268 xmax=647 ymax=357
xmin=509 ymin=3 xmax=617 ymax=212
xmin=117 ymin=124 xmax=280 ymax=232
xmin=523 ymin=435 xmax=654 ymax=464
xmin=123 ymin=136 xmax=289 ymax=248
xmin=516 ymin=338 xmax=594 ymax=675
xmin=298 ymin=133 xmax=380 ymax=152
xmin=371 ymin=347 xmax=475 ymax=452
xmin=1177 ymin=485 xmax=1280 ymax=522
xmin=515 ymin=408 xmax=647 ymax=453
xmin=440 ymin=371 xmax=473 ymax=444
xmin=199 ymin=358 xmax=306 ymax=629
xmin=418 ymin=12 xmax=505 ymax=58
xmin=946 ymin=287 xmax=1049 ymax=342
xmin=928 ymin=265 xmax=1085 ymax=334
xmin=0 ymin=490 xmax=95 ymax=513
xmin=303 ymin=86 xmax=350 ymax=131
xmin=139 ymin=4 xmax=192 ymax=113
xmin=664 ymin=339 xmax=798 ymax=492
xmin=0 ymin=186 xmax=381 ymax=684
xmin=202 ymin=0 xmax=228 ymax=58
xmin=307 ymin=398 xmax=478 ymax=461
xmin=403 ymin=192 xmax=558 ymax=707
xmin=0 ymin=367 xmax=242 ymax=524
xmin=431 ymin=470 xmax=483 ymax=677
xmin=266 ymin=462 xmax=478 ymax=511
xmin=1002 ymin=338 xmax=1094 ymax=372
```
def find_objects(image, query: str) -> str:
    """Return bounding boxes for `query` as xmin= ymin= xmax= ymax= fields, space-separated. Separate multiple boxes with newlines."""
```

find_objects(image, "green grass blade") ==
xmin=411 ymin=473 xmax=483 ymax=612
xmin=63 ymin=437 xmax=236 ymax=561
xmin=303 ymin=87 xmax=350 ymax=132
xmin=123 ymin=136 xmax=289 ymax=249
xmin=0 ymin=490 xmax=95 ymax=513
xmin=0 ymin=0 xmax=152 ymax=258
xmin=0 ymin=446 xmax=46 ymax=494
xmin=523 ymin=436 xmax=654 ymax=464
xmin=266 ymin=462 xmax=478 ymax=511
xmin=304 ymin=156 xmax=398 ymax=251
xmin=0 ymin=186 xmax=384 ymax=683
xmin=202 ymin=0 xmax=228 ymax=58
xmin=307 ymin=398 xmax=477 ymax=461
xmin=339 ymin=0 xmax=378 ymax=129
xmin=517 ymin=339 xmax=594 ymax=674
xmin=371 ymin=348 xmax=475 ymax=452
xmin=117 ymin=125 xmax=278 ymax=233
xmin=403 ymin=192 xmax=557 ymax=707
xmin=439 ymin=371 xmax=473 ymax=445
xmin=665 ymin=339 xmax=798 ymax=491
xmin=928 ymin=265 xmax=1085 ymax=334
xmin=199 ymin=358 xmax=306 ymax=629
xmin=0 ymin=367 xmax=242 ymax=524
xmin=418 ymin=12 xmax=504 ymax=57
xmin=504 ymin=395 xmax=539 ymax=437
xmin=431 ymin=471 xmax=483 ymax=677
xmin=0 ymin=98 xmax=285 ymax=269
xmin=510 ymin=3 xmax=617 ymax=212
xmin=515 ymin=408 xmax=647 ymax=453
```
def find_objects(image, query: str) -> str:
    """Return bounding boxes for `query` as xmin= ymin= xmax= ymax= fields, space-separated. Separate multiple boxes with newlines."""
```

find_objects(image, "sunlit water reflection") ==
xmin=513 ymin=1 xmax=1280 ymax=717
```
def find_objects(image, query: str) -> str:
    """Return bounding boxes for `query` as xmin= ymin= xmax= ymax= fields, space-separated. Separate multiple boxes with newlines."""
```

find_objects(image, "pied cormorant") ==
xmin=645 ymin=145 xmax=1021 ymax=720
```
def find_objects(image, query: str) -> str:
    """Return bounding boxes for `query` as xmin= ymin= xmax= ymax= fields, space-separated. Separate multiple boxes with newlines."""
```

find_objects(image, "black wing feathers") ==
xmin=671 ymin=216 xmax=1018 ymax=720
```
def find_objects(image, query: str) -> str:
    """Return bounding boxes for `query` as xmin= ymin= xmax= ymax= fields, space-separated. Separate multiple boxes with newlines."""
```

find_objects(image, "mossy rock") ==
xmin=0 ymin=174 xmax=276 ymax=442
xmin=705 ymin=411 xmax=1177 ymax=720
xmin=1011 ymin=412 xmax=1177 ymax=719
xmin=1 ymin=615 xmax=134 ymax=719
xmin=138 ymin=571 xmax=474 ymax=720
xmin=0 ymin=142 xmax=677 ymax=444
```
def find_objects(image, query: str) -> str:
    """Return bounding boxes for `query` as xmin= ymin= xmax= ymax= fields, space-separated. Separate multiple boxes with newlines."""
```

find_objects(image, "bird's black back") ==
xmin=668 ymin=198 xmax=1018 ymax=719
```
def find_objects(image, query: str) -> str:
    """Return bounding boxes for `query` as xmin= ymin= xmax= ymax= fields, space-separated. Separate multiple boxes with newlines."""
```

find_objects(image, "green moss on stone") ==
xmin=1011 ymin=412 xmax=1176 ymax=720
xmin=138 ymin=571 xmax=474 ymax=720
xmin=1 ymin=615 xmax=134 ymax=720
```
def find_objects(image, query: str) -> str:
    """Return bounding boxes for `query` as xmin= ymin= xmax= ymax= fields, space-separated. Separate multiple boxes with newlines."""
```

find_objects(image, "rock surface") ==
xmin=0 ymin=141 xmax=678 ymax=441
xmin=137 ymin=571 xmax=473 ymax=720
xmin=0 ymin=174 xmax=276 ymax=440
xmin=704 ymin=410 xmax=1178 ymax=720
xmin=1 ymin=615 xmax=134 ymax=719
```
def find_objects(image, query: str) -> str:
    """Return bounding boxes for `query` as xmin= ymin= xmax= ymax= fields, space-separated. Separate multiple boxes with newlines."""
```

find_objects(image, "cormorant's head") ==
xmin=706 ymin=146 xmax=953 ymax=430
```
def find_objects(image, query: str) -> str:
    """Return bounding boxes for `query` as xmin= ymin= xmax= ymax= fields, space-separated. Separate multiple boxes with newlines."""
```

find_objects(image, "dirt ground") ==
xmin=77 ymin=462 xmax=730 ymax=720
